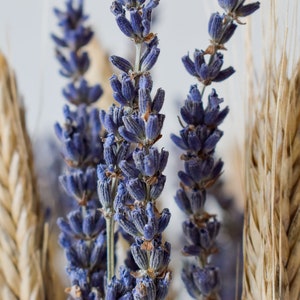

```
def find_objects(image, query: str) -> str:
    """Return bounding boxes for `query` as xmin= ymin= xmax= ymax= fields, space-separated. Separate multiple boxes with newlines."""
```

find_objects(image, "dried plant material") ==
xmin=85 ymin=36 xmax=116 ymax=110
xmin=243 ymin=3 xmax=300 ymax=297
xmin=0 ymin=52 xmax=51 ymax=299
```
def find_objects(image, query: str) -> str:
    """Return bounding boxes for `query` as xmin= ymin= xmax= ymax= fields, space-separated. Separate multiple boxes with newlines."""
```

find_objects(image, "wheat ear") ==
xmin=243 ymin=24 xmax=300 ymax=300
xmin=0 ymin=52 xmax=47 ymax=299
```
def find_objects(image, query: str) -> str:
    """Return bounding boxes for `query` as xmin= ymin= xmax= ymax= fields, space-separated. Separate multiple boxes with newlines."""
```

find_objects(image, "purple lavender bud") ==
xmin=208 ymin=13 xmax=237 ymax=45
xmin=182 ymin=54 xmax=197 ymax=77
xmin=111 ymin=1 xmax=125 ymax=16
xmin=187 ymin=130 xmax=203 ymax=152
xmin=139 ymin=88 xmax=152 ymax=115
xmin=110 ymin=55 xmax=133 ymax=73
xmin=119 ymin=160 xmax=140 ymax=178
xmin=156 ymin=272 xmax=171 ymax=300
xmin=130 ymin=9 xmax=143 ymax=36
xmin=208 ymin=12 xmax=223 ymax=41
xmin=131 ymin=243 xmax=148 ymax=270
xmin=144 ymin=0 xmax=160 ymax=11
xmin=149 ymin=174 xmax=166 ymax=199
xmin=119 ymin=126 xmax=142 ymax=143
xmin=237 ymin=2 xmax=260 ymax=17
xmin=57 ymin=218 xmax=74 ymax=236
xmin=66 ymin=246 xmax=80 ymax=266
xmin=114 ymin=91 xmax=129 ymax=106
xmin=174 ymin=189 xmax=192 ymax=214
xmin=218 ymin=0 xmax=260 ymax=17
xmin=141 ymin=46 xmax=160 ymax=71
xmin=56 ymin=51 xmax=73 ymax=77
xmin=122 ymin=115 xmax=145 ymax=139
xmin=110 ymin=74 xmax=122 ymax=93
xmin=182 ymin=264 xmax=201 ymax=298
xmin=152 ymin=88 xmax=165 ymax=113
xmin=116 ymin=14 xmax=135 ymax=38
xmin=145 ymin=114 xmax=165 ymax=141
xmin=116 ymin=210 xmax=140 ymax=237
xmin=90 ymin=233 xmax=106 ymax=268
xmin=203 ymin=129 xmax=223 ymax=153
xmin=139 ymin=73 xmax=153 ymax=90
xmin=145 ymin=148 xmax=160 ymax=176
xmin=88 ymin=84 xmax=103 ymax=103
xmin=182 ymin=221 xmax=200 ymax=246
xmin=121 ymin=74 xmax=136 ymax=102
xmin=193 ymin=49 xmax=206 ymax=75
xmin=142 ymin=19 xmax=151 ymax=36
xmin=181 ymin=99 xmax=204 ymax=125
xmin=131 ymin=206 xmax=148 ymax=233
xmin=188 ymin=84 xmax=202 ymax=102
xmin=193 ymin=266 xmax=221 ymax=297
xmin=133 ymin=276 xmax=156 ymax=300
xmin=170 ymin=134 xmax=189 ymax=150
xmin=149 ymin=242 xmax=170 ymax=273
xmin=126 ymin=178 xmax=147 ymax=201
xmin=54 ymin=122 xmax=63 ymax=140
xmin=69 ymin=51 xmax=90 ymax=75
xmin=97 ymin=179 xmax=112 ymax=209
xmin=82 ymin=209 xmax=105 ymax=237
xmin=58 ymin=232 xmax=72 ymax=249
xmin=182 ymin=245 xmax=202 ymax=256
xmin=157 ymin=209 xmax=171 ymax=234
xmin=178 ymin=171 xmax=195 ymax=188
xmin=51 ymin=33 xmax=68 ymax=47
xmin=214 ymin=66 xmax=235 ymax=82
xmin=114 ymin=183 xmax=134 ymax=210
xmin=190 ymin=190 xmax=206 ymax=215
xmin=106 ymin=266 xmax=135 ymax=299
xmin=68 ymin=210 xmax=84 ymax=236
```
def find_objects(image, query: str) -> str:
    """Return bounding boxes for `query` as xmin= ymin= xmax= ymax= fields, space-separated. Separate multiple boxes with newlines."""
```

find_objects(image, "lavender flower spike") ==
xmin=52 ymin=0 xmax=107 ymax=298
xmin=172 ymin=1 xmax=259 ymax=299
xmin=97 ymin=1 xmax=171 ymax=298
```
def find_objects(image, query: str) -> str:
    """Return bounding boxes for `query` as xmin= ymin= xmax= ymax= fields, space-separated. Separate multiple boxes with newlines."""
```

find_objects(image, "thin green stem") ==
xmin=135 ymin=42 xmax=142 ymax=72
xmin=106 ymin=212 xmax=115 ymax=283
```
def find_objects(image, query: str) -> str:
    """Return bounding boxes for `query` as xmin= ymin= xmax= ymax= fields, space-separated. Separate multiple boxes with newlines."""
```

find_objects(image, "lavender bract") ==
xmin=97 ymin=0 xmax=171 ymax=298
xmin=172 ymin=1 xmax=259 ymax=299
xmin=52 ymin=0 xmax=107 ymax=298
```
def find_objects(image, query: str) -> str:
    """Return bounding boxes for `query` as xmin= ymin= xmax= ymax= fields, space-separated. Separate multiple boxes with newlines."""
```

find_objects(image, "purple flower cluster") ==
xmin=52 ymin=0 xmax=107 ymax=298
xmin=172 ymin=0 xmax=259 ymax=299
xmin=97 ymin=0 xmax=171 ymax=299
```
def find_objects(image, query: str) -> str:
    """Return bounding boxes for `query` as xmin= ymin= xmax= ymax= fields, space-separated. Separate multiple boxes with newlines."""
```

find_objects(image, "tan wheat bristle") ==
xmin=0 ymin=52 xmax=48 ymax=299
xmin=243 ymin=2 xmax=300 ymax=298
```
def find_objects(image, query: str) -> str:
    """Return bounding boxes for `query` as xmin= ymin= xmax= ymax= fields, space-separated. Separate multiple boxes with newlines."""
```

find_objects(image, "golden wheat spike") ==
xmin=243 ymin=28 xmax=300 ymax=300
xmin=0 ymin=52 xmax=48 ymax=300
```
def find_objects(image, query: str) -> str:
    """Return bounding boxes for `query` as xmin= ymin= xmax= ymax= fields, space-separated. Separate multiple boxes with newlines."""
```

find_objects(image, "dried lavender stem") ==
xmin=106 ymin=212 xmax=115 ymax=282
xmin=135 ymin=43 xmax=142 ymax=72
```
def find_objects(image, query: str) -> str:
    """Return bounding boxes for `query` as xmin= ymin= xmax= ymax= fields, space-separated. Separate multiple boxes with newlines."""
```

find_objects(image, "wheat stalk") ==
xmin=243 ymin=2 xmax=300 ymax=298
xmin=0 ymin=52 xmax=48 ymax=299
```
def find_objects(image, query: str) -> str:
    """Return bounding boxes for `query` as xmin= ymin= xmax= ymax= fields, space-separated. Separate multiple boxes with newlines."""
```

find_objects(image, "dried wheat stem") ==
xmin=242 ymin=36 xmax=300 ymax=300
xmin=0 ymin=52 xmax=46 ymax=300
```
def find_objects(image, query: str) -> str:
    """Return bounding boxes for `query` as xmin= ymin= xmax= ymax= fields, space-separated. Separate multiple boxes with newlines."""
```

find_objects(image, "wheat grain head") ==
xmin=0 ymin=52 xmax=50 ymax=299
xmin=243 ymin=1 xmax=300 ymax=298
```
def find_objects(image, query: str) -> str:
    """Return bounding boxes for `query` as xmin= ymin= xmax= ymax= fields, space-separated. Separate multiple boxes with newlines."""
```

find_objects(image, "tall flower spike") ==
xmin=52 ymin=0 xmax=107 ymax=298
xmin=97 ymin=1 xmax=171 ymax=298
xmin=172 ymin=1 xmax=259 ymax=299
